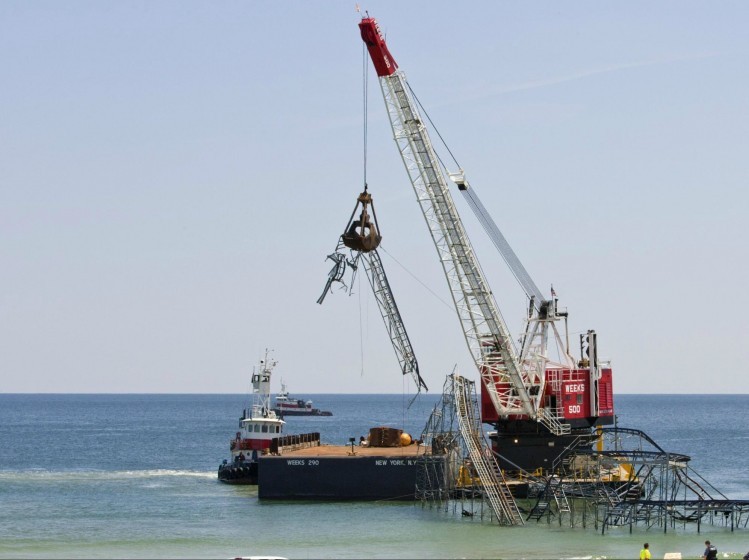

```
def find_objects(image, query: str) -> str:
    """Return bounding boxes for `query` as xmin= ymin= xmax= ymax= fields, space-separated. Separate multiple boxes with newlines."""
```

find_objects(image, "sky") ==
xmin=2 ymin=1 xmax=748 ymax=394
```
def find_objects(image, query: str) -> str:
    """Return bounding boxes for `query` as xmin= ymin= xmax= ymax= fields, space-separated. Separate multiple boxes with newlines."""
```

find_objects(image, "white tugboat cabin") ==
xmin=219 ymin=350 xmax=285 ymax=484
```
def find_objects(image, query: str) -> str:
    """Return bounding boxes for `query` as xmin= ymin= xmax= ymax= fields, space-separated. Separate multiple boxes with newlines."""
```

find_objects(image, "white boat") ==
xmin=273 ymin=381 xmax=332 ymax=417
xmin=218 ymin=351 xmax=285 ymax=484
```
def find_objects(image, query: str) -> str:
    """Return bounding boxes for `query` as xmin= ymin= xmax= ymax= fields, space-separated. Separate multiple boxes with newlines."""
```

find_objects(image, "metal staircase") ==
xmin=537 ymin=406 xmax=571 ymax=435
xmin=527 ymin=498 xmax=551 ymax=521
xmin=550 ymin=476 xmax=571 ymax=513
xmin=452 ymin=375 xmax=524 ymax=526
xmin=550 ymin=434 xmax=590 ymax=474
xmin=527 ymin=475 xmax=571 ymax=521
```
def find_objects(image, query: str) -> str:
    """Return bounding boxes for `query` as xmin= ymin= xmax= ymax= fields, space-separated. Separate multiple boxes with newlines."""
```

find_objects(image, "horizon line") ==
xmin=1 ymin=392 xmax=746 ymax=396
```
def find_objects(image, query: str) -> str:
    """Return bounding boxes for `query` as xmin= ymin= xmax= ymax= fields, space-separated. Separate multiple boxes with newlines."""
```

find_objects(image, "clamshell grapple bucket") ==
xmin=341 ymin=189 xmax=381 ymax=253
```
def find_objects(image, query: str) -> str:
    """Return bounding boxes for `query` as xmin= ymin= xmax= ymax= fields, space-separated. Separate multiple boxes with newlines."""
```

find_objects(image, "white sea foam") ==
xmin=0 ymin=469 xmax=215 ymax=481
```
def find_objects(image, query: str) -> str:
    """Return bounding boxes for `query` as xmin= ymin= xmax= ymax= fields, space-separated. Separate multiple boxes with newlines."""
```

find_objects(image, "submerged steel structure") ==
xmin=524 ymin=427 xmax=749 ymax=533
xmin=418 ymin=376 xmax=749 ymax=532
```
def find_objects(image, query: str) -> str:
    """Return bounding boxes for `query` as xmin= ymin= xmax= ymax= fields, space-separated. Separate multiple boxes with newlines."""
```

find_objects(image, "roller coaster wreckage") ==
xmin=417 ymin=377 xmax=749 ymax=532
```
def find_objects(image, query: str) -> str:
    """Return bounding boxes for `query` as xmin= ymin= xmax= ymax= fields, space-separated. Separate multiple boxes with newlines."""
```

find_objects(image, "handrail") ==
xmin=453 ymin=375 xmax=524 ymax=526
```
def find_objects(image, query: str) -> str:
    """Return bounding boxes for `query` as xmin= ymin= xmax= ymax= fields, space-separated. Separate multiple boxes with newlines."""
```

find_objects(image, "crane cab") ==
xmin=481 ymin=365 xmax=615 ymax=472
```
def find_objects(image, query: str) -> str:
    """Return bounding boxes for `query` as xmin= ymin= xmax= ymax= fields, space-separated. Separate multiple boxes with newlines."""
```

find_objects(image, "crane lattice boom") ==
xmin=359 ymin=18 xmax=546 ymax=419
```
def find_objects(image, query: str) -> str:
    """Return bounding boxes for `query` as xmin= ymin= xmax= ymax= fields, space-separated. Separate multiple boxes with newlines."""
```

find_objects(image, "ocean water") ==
xmin=1 ymin=393 xmax=748 ymax=559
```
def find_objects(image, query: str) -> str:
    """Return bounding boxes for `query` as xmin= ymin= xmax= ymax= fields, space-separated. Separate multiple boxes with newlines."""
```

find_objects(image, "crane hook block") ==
xmin=341 ymin=190 xmax=382 ymax=253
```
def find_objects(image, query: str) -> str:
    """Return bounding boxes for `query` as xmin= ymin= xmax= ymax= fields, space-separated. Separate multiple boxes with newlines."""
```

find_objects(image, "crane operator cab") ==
xmin=341 ymin=187 xmax=382 ymax=253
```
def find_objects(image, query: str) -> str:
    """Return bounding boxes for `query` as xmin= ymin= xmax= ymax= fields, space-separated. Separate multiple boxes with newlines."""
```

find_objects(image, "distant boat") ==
xmin=273 ymin=382 xmax=332 ymax=417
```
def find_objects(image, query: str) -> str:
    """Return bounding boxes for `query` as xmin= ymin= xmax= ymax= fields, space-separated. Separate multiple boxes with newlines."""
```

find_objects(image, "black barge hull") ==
xmin=258 ymin=454 xmax=441 ymax=500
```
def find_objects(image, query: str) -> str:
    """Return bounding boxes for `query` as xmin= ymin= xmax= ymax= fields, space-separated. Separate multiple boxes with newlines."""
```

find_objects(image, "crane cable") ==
xmin=363 ymin=41 xmax=369 ymax=189
xmin=358 ymin=41 xmax=369 ymax=379
xmin=406 ymin=82 xmax=546 ymax=308
xmin=406 ymin=82 xmax=461 ymax=172
xmin=378 ymin=245 xmax=453 ymax=312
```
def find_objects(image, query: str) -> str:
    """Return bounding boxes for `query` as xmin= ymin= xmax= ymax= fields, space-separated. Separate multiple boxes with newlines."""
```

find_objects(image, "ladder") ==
xmin=527 ymin=499 xmax=551 ymax=521
xmin=527 ymin=476 xmax=570 ymax=521
xmin=452 ymin=375 xmax=524 ymax=526
xmin=549 ymin=476 xmax=571 ymax=513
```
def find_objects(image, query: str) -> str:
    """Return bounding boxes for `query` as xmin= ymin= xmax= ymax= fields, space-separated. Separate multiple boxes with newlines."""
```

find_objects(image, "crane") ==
xmin=358 ymin=15 xmax=615 ymax=465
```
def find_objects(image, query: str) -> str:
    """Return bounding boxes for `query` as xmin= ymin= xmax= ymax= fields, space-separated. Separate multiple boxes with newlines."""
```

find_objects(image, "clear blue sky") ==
xmin=2 ymin=1 xmax=747 ymax=394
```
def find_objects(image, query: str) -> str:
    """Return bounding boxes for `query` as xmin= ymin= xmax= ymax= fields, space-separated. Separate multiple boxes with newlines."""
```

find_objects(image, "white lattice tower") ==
xmin=377 ymin=71 xmax=540 ymax=417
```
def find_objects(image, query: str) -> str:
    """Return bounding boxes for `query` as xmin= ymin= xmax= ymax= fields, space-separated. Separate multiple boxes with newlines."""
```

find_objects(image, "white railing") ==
xmin=453 ymin=375 xmax=524 ymax=526
xmin=537 ymin=406 xmax=571 ymax=436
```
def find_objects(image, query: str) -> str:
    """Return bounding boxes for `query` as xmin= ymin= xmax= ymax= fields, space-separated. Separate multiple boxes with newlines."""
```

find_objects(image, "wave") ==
xmin=0 ymin=468 xmax=216 ymax=481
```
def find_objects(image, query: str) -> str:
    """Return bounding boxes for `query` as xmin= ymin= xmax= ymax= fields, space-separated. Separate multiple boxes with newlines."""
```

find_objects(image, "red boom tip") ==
xmin=359 ymin=17 xmax=398 ymax=77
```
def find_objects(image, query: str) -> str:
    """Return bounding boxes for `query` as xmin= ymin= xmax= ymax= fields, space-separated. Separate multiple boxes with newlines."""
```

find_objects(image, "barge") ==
xmin=258 ymin=442 xmax=439 ymax=501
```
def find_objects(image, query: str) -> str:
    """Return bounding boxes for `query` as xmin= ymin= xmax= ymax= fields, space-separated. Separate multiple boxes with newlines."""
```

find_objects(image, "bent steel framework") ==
xmin=318 ymin=188 xmax=427 ymax=393
xmin=418 ymin=377 xmax=749 ymax=532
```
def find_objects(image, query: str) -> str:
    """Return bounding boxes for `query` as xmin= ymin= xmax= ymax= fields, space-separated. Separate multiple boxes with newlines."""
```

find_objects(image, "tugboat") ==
xmin=218 ymin=351 xmax=285 ymax=484
xmin=273 ymin=381 xmax=332 ymax=417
